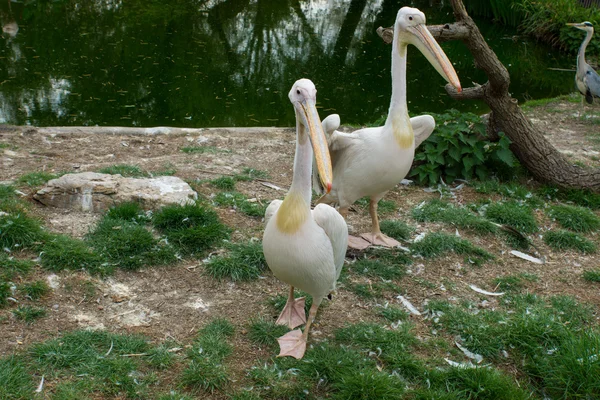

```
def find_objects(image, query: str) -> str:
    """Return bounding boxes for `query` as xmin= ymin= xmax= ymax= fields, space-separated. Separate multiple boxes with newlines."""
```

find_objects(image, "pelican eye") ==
xmin=296 ymin=89 xmax=301 ymax=94
xmin=409 ymin=16 xmax=413 ymax=21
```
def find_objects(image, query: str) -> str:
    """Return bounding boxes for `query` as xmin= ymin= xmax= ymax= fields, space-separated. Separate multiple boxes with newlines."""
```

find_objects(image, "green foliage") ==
xmin=544 ymin=230 xmax=597 ymax=253
xmin=465 ymin=0 xmax=524 ymax=27
xmin=205 ymin=241 xmax=267 ymax=281
xmin=40 ymin=235 xmax=104 ymax=273
xmin=548 ymin=204 xmax=600 ymax=232
xmin=210 ymin=176 xmax=236 ymax=190
xmin=411 ymin=110 xmax=517 ymax=185
xmin=247 ymin=317 xmax=289 ymax=348
xmin=213 ymin=191 xmax=267 ymax=217
xmin=0 ymin=254 xmax=33 ymax=281
xmin=0 ymin=280 xmax=11 ymax=308
xmin=379 ymin=219 xmax=413 ymax=241
xmin=583 ymin=270 xmax=600 ymax=282
xmin=88 ymin=217 xmax=176 ymax=270
xmin=349 ymin=258 xmax=406 ymax=280
xmin=12 ymin=305 xmax=47 ymax=323
xmin=237 ymin=167 xmax=270 ymax=181
xmin=152 ymin=202 xmax=229 ymax=255
xmin=485 ymin=201 xmax=538 ymax=233
xmin=16 ymin=171 xmax=59 ymax=187
xmin=377 ymin=306 xmax=409 ymax=322
xmin=538 ymin=185 xmax=600 ymax=209
xmin=98 ymin=164 xmax=148 ymax=177
xmin=157 ymin=392 xmax=195 ymax=400
xmin=356 ymin=197 xmax=397 ymax=214
xmin=18 ymin=280 xmax=50 ymax=300
xmin=106 ymin=202 xmax=148 ymax=223
xmin=412 ymin=199 xmax=497 ymax=234
xmin=519 ymin=0 xmax=600 ymax=54
xmin=0 ymin=211 xmax=46 ymax=250
xmin=0 ymin=356 xmax=34 ymax=400
xmin=472 ymin=180 xmax=544 ymax=207
xmin=331 ymin=369 xmax=405 ymax=400
xmin=493 ymin=273 xmax=537 ymax=293
xmin=146 ymin=343 xmax=177 ymax=370
xmin=411 ymin=232 xmax=493 ymax=261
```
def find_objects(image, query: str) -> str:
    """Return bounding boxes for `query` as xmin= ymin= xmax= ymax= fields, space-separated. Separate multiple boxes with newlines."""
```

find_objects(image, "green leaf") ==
xmin=495 ymin=148 xmax=515 ymax=167
xmin=448 ymin=146 xmax=461 ymax=162
xmin=463 ymin=156 xmax=475 ymax=172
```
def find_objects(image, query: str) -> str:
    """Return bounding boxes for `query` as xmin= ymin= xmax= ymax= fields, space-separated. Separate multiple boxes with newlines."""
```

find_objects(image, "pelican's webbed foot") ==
xmin=277 ymin=329 xmax=307 ymax=359
xmin=276 ymin=297 xmax=306 ymax=329
xmin=360 ymin=232 xmax=401 ymax=248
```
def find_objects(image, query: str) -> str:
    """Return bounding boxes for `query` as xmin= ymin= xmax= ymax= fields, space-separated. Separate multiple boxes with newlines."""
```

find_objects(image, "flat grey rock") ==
xmin=34 ymin=172 xmax=197 ymax=212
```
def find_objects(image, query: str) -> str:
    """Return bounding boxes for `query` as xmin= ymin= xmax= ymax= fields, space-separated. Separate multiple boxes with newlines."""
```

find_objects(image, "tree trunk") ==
xmin=378 ymin=0 xmax=600 ymax=192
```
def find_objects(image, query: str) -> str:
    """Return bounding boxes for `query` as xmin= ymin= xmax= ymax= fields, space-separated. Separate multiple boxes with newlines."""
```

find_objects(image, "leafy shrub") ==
xmin=411 ymin=110 xmax=517 ymax=185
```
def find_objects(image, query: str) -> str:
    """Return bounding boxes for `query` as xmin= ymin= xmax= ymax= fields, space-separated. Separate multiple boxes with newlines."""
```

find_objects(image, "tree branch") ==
xmin=376 ymin=23 xmax=469 ymax=45
xmin=445 ymin=83 xmax=485 ymax=100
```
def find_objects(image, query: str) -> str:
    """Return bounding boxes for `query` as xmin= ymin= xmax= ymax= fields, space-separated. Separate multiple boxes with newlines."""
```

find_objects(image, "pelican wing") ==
xmin=412 ymin=115 xmax=436 ymax=148
xmin=264 ymin=199 xmax=282 ymax=227
xmin=312 ymin=204 xmax=348 ymax=283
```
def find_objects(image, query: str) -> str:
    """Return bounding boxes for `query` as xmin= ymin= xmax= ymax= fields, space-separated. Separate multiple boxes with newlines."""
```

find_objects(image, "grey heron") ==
xmin=567 ymin=21 xmax=600 ymax=106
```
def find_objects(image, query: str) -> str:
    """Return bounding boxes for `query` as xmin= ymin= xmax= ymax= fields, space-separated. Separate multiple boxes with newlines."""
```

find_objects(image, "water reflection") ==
xmin=0 ymin=0 xmax=575 ymax=128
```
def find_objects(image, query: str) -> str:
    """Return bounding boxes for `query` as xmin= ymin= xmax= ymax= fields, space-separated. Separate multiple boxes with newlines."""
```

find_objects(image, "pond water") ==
xmin=0 ymin=0 xmax=576 ymax=128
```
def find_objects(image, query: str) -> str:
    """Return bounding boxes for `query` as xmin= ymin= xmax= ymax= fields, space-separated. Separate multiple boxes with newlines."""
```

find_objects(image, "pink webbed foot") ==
xmin=347 ymin=235 xmax=371 ymax=250
xmin=276 ymin=329 xmax=307 ymax=359
xmin=360 ymin=232 xmax=401 ymax=248
xmin=276 ymin=297 xmax=306 ymax=329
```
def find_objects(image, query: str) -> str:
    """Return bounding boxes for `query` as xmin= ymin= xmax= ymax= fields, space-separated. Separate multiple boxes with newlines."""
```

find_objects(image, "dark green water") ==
xmin=0 ymin=0 xmax=575 ymax=128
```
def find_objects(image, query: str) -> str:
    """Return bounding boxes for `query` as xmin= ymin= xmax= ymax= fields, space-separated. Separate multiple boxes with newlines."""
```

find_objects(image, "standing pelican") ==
xmin=315 ymin=7 xmax=461 ymax=249
xmin=567 ymin=22 xmax=600 ymax=107
xmin=263 ymin=79 xmax=348 ymax=359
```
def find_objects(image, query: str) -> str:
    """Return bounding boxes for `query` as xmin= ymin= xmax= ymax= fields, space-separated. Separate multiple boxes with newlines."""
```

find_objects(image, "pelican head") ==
xmin=567 ymin=21 xmax=594 ymax=33
xmin=394 ymin=7 xmax=461 ymax=92
xmin=289 ymin=79 xmax=333 ymax=193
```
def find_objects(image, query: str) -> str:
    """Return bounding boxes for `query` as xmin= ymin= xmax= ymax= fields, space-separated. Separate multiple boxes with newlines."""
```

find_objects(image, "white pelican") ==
xmin=263 ymin=79 xmax=348 ymax=359
xmin=315 ymin=7 xmax=461 ymax=249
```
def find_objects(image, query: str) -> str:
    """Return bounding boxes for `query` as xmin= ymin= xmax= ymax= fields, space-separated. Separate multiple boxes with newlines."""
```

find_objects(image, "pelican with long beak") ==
xmin=263 ymin=79 xmax=348 ymax=359
xmin=315 ymin=7 xmax=461 ymax=249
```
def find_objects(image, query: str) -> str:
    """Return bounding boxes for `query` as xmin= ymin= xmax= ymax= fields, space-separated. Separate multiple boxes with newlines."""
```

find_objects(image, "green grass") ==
xmin=379 ymin=219 xmax=414 ymax=241
xmin=157 ymin=391 xmax=195 ymax=400
xmin=213 ymin=191 xmax=267 ymax=217
xmin=40 ymin=235 xmax=104 ymax=274
xmin=583 ymin=270 xmax=600 ymax=282
xmin=485 ymin=201 xmax=538 ymax=233
xmin=538 ymin=185 xmax=600 ymax=210
xmin=356 ymin=197 xmax=397 ymax=214
xmin=548 ymin=204 xmax=600 ymax=233
xmin=235 ymin=167 xmax=270 ymax=181
xmin=105 ymin=201 xmax=148 ymax=223
xmin=18 ymin=280 xmax=50 ymax=300
xmin=87 ymin=217 xmax=176 ymax=270
xmin=12 ymin=305 xmax=47 ymax=323
xmin=0 ymin=254 xmax=33 ymax=281
xmin=98 ymin=164 xmax=148 ymax=177
xmin=0 ymin=281 xmax=11 ymax=308
xmin=349 ymin=258 xmax=406 ymax=280
xmin=412 ymin=199 xmax=497 ymax=234
xmin=411 ymin=232 xmax=493 ymax=261
xmin=152 ymin=202 xmax=229 ymax=255
xmin=182 ymin=319 xmax=235 ymax=393
xmin=247 ymin=317 xmax=289 ymax=348
xmin=181 ymin=145 xmax=228 ymax=154
xmin=0 ymin=356 xmax=34 ymax=400
xmin=210 ymin=176 xmax=236 ymax=190
xmin=204 ymin=241 xmax=266 ymax=281
xmin=493 ymin=273 xmax=538 ymax=293
xmin=0 ymin=211 xmax=47 ymax=250
xmin=544 ymin=230 xmax=596 ymax=253
xmin=16 ymin=171 xmax=59 ymax=187
xmin=377 ymin=306 xmax=409 ymax=322
xmin=269 ymin=290 xmax=314 ymax=315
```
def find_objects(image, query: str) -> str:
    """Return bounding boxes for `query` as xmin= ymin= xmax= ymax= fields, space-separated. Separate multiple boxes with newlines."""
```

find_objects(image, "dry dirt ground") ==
xmin=0 ymin=97 xmax=599 ymax=398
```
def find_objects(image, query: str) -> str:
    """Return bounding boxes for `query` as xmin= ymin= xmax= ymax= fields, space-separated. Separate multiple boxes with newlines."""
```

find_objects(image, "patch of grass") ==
xmin=0 ymin=254 xmax=33 ymax=281
xmin=527 ymin=330 xmax=600 ymax=399
xmin=12 ymin=305 xmax=47 ymax=323
xmin=152 ymin=202 xmax=229 ymax=256
xmin=98 ymin=164 xmax=147 ymax=177
xmin=0 ymin=356 xmax=34 ymax=400
xmin=235 ymin=167 xmax=270 ymax=181
xmin=40 ymin=235 xmax=104 ymax=273
xmin=0 ymin=211 xmax=47 ymax=250
xmin=150 ymin=163 xmax=177 ymax=176
xmin=249 ymin=362 xmax=313 ymax=399
xmin=213 ymin=191 xmax=266 ymax=217
xmin=377 ymin=305 xmax=409 ymax=322
xmin=88 ymin=217 xmax=176 ymax=270
xmin=331 ymin=369 xmax=406 ymax=400
xmin=181 ymin=145 xmax=228 ymax=154
xmin=345 ymin=282 xmax=383 ymax=299
xmin=0 ymin=281 xmax=11 ymax=308
xmin=538 ymin=185 xmax=600 ymax=210
xmin=106 ymin=202 xmax=148 ymax=223
xmin=16 ymin=171 xmax=58 ymax=187
xmin=412 ymin=199 xmax=497 ymax=234
xmin=247 ymin=317 xmax=289 ymax=348
xmin=485 ymin=201 xmax=538 ymax=233
xmin=157 ymin=391 xmax=195 ymax=400
xmin=18 ymin=280 xmax=50 ymax=300
xmin=411 ymin=233 xmax=493 ymax=261
xmin=493 ymin=275 xmax=525 ymax=292
xmin=356 ymin=197 xmax=397 ymax=214
xmin=205 ymin=241 xmax=267 ymax=281
xmin=228 ymin=390 xmax=262 ymax=400
xmin=210 ymin=176 xmax=236 ymax=190
xmin=146 ymin=343 xmax=177 ymax=370
xmin=583 ymin=270 xmax=600 ymax=282
xmin=51 ymin=381 xmax=93 ymax=400
xmin=472 ymin=180 xmax=543 ymax=207
xmin=379 ymin=219 xmax=413 ymax=241
xmin=183 ymin=319 xmax=234 ymax=393
xmin=349 ymin=258 xmax=406 ymax=280
xmin=548 ymin=204 xmax=600 ymax=233
xmin=544 ymin=230 xmax=596 ymax=253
